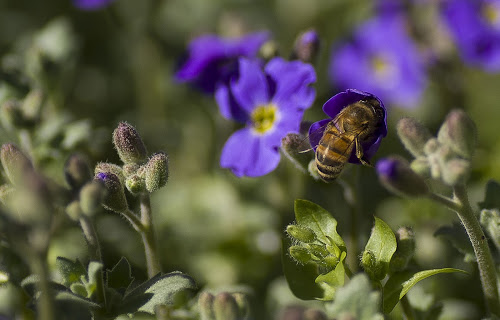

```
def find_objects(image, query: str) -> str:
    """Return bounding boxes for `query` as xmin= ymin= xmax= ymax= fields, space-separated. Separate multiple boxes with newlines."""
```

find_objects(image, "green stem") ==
xmin=30 ymin=253 xmax=54 ymax=320
xmin=428 ymin=186 xmax=500 ymax=316
xmin=400 ymin=295 xmax=416 ymax=320
xmin=121 ymin=208 xmax=143 ymax=232
xmin=139 ymin=193 xmax=161 ymax=278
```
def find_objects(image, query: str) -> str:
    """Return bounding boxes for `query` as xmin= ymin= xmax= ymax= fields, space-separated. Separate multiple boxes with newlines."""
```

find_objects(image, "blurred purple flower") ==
xmin=175 ymin=32 xmax=270 ymax=94
xmin=218 ymin=57 xmax=316 ymax=177
xmin=442 ymin=0 xmax=500 ymax=71
xmin=73 ymin=0 xmax=114 ymax=10
xmin=329 ymin=14 xmax=427 ymax=108
xmin=308 ymin=89 xmax=387 ymax=164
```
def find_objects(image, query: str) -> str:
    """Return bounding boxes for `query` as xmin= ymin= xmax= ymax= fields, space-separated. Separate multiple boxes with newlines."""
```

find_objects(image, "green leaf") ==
xmin=107 ymin=257 xmax=134 ymax=293
xmin=383 ymin=268 xmax=467 ymax=314
xmin=314 ymin=251 xmax=346 ymax=301
xmin=479 ymin=180 xmax=500 ymax=210
xmin=294 ymin=199 xmax=346 ymax=251
xmin=281 ymin=236 xmax=324 ymax=300
xmin=56 ymin=257 xmax=86 ymax=287
xmin=326 ymin=273 xmax=383 ymax=320
xmin=434 ymin=223 xmax=475 ymax=262
xmin=70 ymin=283 xmax=88 ymax=297
xmin=55 ymin=291 xmax=101 ymax=309
xmin=362 ymin=217 xmax=397 ymax=281
xmin=81 ymin=261 xmax=103 ymax=299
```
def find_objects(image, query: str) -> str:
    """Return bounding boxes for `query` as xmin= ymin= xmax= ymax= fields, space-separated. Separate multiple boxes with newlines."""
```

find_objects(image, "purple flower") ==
xmin=218 ymin=57 xmax=316 ymax=177
xmin=175 ymin=32 xmax=270 ymax=94
xmin=329 ymin=14 xmax=427 ymax=108
xmin=442 ymin=0 xmax=500 ymax=71
xmin=73 ymin=0 xmax=115 ymax=10
xmin=308 ymin=89 xmax=387 ymax=164
xmin=376 ymin=157 xmax=429 ymax=196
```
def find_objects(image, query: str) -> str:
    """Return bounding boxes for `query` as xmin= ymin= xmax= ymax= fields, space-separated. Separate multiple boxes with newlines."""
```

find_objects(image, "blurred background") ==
xmin=1 ymin=0 xmax=500 ymax=319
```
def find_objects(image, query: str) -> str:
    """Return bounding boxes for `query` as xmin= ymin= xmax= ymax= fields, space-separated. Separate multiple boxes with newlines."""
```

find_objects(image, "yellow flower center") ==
xmin=251 ymin=104 xmax=278 ymax=134
xmin=483 ymin=3 xmax=500 ymax=26
xmin=372 ymin=55 xmax=390 ymax=77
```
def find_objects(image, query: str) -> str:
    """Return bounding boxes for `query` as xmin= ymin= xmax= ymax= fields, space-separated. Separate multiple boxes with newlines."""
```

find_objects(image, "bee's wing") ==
xmin=307 ymin=119 xmax=332 ymax=150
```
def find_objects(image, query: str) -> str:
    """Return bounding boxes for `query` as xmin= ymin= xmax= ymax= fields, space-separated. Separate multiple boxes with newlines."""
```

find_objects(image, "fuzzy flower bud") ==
xmin=213 ymin=292 xmax=239 ymax=320
xmin=94 ymin=172 xmax=128 ymax=213
xmin=64 ymin=153 xmax=92 ymax=190
xmin=308 ymin=243 xmax=330 ymax=258
xmin=437 ymin=109 xmax=477 ymax=159
xmin=112 ymin=122 xmax=148 ymax=164
xmin=79 ymin=181 xmax=105 ymax=217
xmin=281 ymin=133 xmax=313 ymax=173
xmin=397 ymin=117 xmax=433 ymax=157
xmin=144 ymin=152 xmax=169 ymax=193
xmin=125 ymin=174 xmax=146 ymax=195
xmin=410 ymin=157 xmax=431 ymax=178
xmin=291 ymin=29 xmax=321 ymax=63
xmin=286 ymin=225 xmax=317 ymax=243
xmin=376 ymin=157 xmax=429 ymax=197
xmin=289 ymin=246 xmax=312 ymax=265
xmin=441 ymin=158 xmax=470 ymax=186
xmin=1 ymin=143 xmax=34 ymax=186
xmin=231 ymin=293 xmax=250 ymax=319
xmin=66 ymin=200 xmax=83 ymax=221
xmin=390 ymin=227 xmax=416 ymax=272
xmin=94 ymin=162 xmax=125 ymax=184
xmin=198 ymin=292 xmax=215 ymax=320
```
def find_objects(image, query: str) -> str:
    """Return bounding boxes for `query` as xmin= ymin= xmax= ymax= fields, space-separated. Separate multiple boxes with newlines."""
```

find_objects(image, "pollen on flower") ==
xmin=251 ymin=104 xmax=278 ymax=134
xmin=482 ymin=3 xmax=500 ymax=27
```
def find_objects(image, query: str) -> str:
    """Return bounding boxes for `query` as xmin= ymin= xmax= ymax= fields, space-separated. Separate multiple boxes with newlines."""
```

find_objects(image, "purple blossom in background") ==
xmin=442 ymin=0 xmax=500 ymax=71
xmin=175 ymin=32 xmax=270 ymax=94
xmin=308 ymin=89 xmax=387 ymax=164
xmin=329 ymin=14 xmax=427 ymax=108
xmin=73 ymin=0 xmax=115 ymax=10
xmin=218 ymin=57 xmax=316 ymax=177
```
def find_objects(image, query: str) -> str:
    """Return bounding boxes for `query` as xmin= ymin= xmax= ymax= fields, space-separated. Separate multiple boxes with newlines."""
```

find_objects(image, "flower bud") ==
xmin=1 ymin=143 xmax=34 ymax=186
xmin=437 ymin=109 xmax=477 ymax=159
xmin=308 ymin=243 xmax=329 ymax=258
xmin=79 ymin=181 xmax=105 ymax=217
xmin=112 ymin=122 xmax=148 ymax=164
xmin=198 ymin=291 xmax=215 ymax=320
xmin=303 ymin=309 xmax=328 ymax=320
xmin=123 ymin=163 xmax=141 ymax=177
xmin=376 ymin=157 xmax=429 ymax=197
xmin=21 ymin=89 xmax=43 ymax=124
xmin=410 ymin=157 xmax=431 ymax=178
xmin=259 ymin=40 xmax=279 ymax=60
xmin=281 ymin=133 xmax=313 ymax=173
xmin=480 ymin=209 xmax=500 ymax=251
xmin=441 ymin=158 xmax=470 ymax=186
xmin=286 ymin=225 xmax=316 ymax=243
xmin=94 ymin=172 xmax=128 ymax=213
xmin=323 ymin=254 xmax=340 ymax=268
xmin=397 ymin=117 xmax=433 ymax=157
xmin=125 ymin=174 xmax=146 ymax=195
xmin=94 ymin=162 xmax=125 ymax=184
xmin=144 ymin=152 xmax=169 ymax=193
xmin=66 ymin=200 xmax=83 ymax=221
xmin=0 ymin=184 xmax=14 ymax=204
xmin=213 ymin=292 xmax=239 ymax=320
xmin=291 ymin=29 xmax=321 ymax=63
xmin=289 ymin=246 xmax=312 ymax=265
xmin=231 ymin=293 xmax=250 ymax=319
xmin=390 ymin=227 xmax=416 ymax=272
xmin=64 ymin=153 xmax=92 ymax=190
xmin=1 ymin=100 xmax=26 ymax=129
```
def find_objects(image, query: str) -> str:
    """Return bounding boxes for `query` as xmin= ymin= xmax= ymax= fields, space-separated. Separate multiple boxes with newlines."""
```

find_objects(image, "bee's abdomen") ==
xmin=315 ymin=143 xmax=349 ymax=182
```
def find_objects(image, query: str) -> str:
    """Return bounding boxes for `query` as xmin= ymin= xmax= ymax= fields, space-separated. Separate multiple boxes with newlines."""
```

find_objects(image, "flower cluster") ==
xmin=442 ymin=0 xmax=500 ymax=71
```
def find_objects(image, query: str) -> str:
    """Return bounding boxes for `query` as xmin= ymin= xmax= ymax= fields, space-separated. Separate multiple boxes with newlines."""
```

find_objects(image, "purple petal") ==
xmin=215 ymin=84 xmax=248 ymax=122
xmin=322 ymin=89 xmax=379 ymax=119
xmin=220 ymin=128 xmax=281 ymax=177
xmin=74 ymin=0 xmax=114 ymax=10
xmin=230 ymin=58 xmax=270 ymax=113
xmin=308 ymin=119 xmax=331 ymax=151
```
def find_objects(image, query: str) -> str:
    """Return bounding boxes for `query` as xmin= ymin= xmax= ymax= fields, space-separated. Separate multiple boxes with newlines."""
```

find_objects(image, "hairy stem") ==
xmin=139 ymin=193 xmax=161 ymax=278
xmin=30 ymin=253 xmax=54 ymax=320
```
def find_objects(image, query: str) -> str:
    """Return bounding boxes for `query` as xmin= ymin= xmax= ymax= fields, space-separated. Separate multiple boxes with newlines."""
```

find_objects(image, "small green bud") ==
xmin=376 ymin=157 xmax=429 ymax=197
xmin=125 ymin=174 xmax=146 ymax=195
xmin=213 ymin=292 xmax=239 ymax=320
xmin=1 ymin=143 xmax=34 ymax=186
xmin=289 ymin=246 xmax=312 ymax=265
xmin=423 ymin=138 xmax=440 ymax=156
xmin=410 ymin=157 xmax=431 ymax=178
xmin=437 ymin=109 xmax=477 ymax=159
xmin=480 ymin=209 xmax=500 ymax=251
xmin=231 ymin=293 xmax=250 ymax=319
xmin=64 ymin=153 xmax=92 ymax=190
xmin=123 ymin=163 xmax=141 ymax=177
xmin=303 ymin=309 xmax=328 ymax=320
xmin=323 ymin=254 xmax=340 ymax=268
xmin=21 ymin=89 xmax=43 ymax=124
xmin=66 ymin=200 xmax=83 ymax=221
xmin=0 ymin=184 xmax=14 ymax=204
xmin=281 ymin=133 xmax=313 ymax=173
xmin=79 ymin=181 xmax=105 ymax=217
xmin=112 ymin=122 xmax=148 ymax=164
xmin=94 ymin=162 xmax=125 ymax=184
xmin=286 ymin=225 xmax=316 ymax=243
xmin=441 ymin=158 xmax=470 ymax=186
xmin=397 ymin=117 xmax=433 ymax=157
xmin=308 ymin=243 xmax=330 ymax=258
xmin=94 ymin=172 xmax=128 ymax=213
xmin=1 ymin=100 xmax=26 ymax=128
xmin=198 ymin=292 xmax=215 ymax=320
xmin=361 ymin=250 xmax=385 ymax=281
xmin=144 ymin=152 xmax=169 ymax=193
xmin=390 ymin=227 xmax=416 ymax=272
xmin=291 ymin=29 xmax=321 ymax=63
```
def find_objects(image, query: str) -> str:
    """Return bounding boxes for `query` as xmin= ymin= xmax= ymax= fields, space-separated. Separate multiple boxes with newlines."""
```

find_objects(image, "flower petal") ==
xmin=308 ymin=119 xmax=331 ymax=151
xmin=73 ymin=0 xmax=114 ymax=10
xmin=215 ymin=84 xmax=248 ymax=122
xmin=230 ymin=58 xmax=270 ymax=112
xmin=220 ymin=128 xmax=281 ymax=177
xmin=322 ymin=89 xmax=379 ymax=119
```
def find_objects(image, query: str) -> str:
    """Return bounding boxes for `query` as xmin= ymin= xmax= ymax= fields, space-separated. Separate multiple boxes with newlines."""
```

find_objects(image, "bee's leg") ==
xmin=355 ymin=138 xmax=372 ymax=167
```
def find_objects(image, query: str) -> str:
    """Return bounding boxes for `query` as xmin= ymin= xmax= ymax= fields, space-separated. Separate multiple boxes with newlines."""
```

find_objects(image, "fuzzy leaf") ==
xmin=281 ymin=236 xmax=324 ymax=300
xmin=362 ymin=217 xmax=397 ymax=281
xmin=55 ymin=290 xmax=101 ymax=309
xmin=326 ymin=273 xmax=383 ymax=320
xmin=294 ymin=199 xmax=345 ymax=251
xmin=435 ymin=223 xmax=475 ymax=262
xmin=383 ymin=268 xmax=467 ymax=313
xmin=478 ymin=180 xmax=500 ymax=210
xmin=107 ymin=257 xmax=134 ymax=293
xmin=314 ymin=251 xmax=346 ymax=301
xmin=56 ymin=257 xmax=86 ymax=287
xmin=82 ymin=261 xmax=103 ymax=298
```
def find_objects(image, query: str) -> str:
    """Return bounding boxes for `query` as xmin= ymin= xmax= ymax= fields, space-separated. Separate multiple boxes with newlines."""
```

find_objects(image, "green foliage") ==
xmin=361 ymin=217 xmax=397 ymax=281
xmin=435 ymin=223 xmax=475 ymax=262
xmin=106 ymin=257 xmax=134 ymax=293
xmin=56 ymin=257 xmax=86 ymax=287
xmin=383 ymin=268 xmax=467 ymax=314
xmin=479 ymin=180 xmax=500 ymax=210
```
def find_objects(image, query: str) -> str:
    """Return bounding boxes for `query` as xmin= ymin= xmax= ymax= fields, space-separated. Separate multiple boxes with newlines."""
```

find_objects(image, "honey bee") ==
xmin=314 ymin=98 xmax=385 ymax=182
